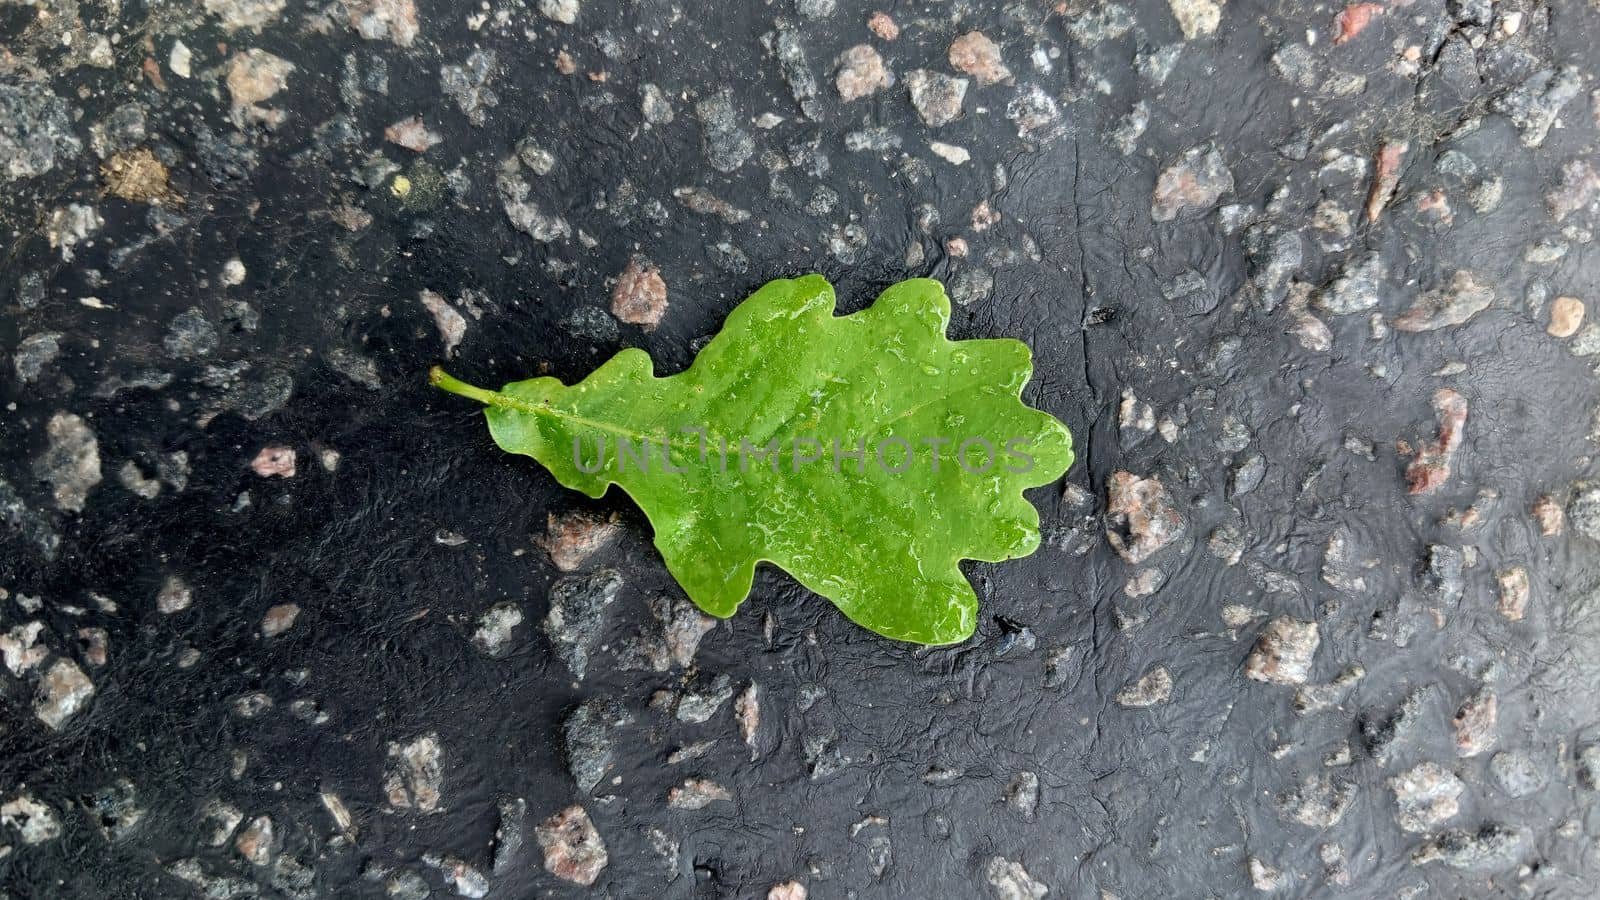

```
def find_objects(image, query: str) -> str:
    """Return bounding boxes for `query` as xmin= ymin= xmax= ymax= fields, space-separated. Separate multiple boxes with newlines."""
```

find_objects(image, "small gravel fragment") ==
xmin=948 ymin=32 xmax=1010 ymax=85
xmin=261 ymin=603 xmax=300 ymax=637
xmin=251 ymin=447 xmax=296 ymax=478
xmin=1244 ymin=617 xmax=1320 ymax=685
xmin=1453 ymin=691 xmax=1497 ymax=757
xmin=235 ymin=815 xmax=274 ymax=865
xmin=46 ymin=204 xmax=102 ymax=261
xmin=1105 ymin=471 xmax=1185 ymax=563
xmin=610 ymin=257 xmax=669 ymax=329
xmin=226 ymin=50 xmax=294 ymax=126
xmin=1489 ymin=751 xmax=1546 ymax=797
xmin=1405 ymin=389 xmax=1467 ymax=495
xmin=735 ymin=682 xmax=760 ymax=755
xmin=676 ymin=674 xmax=736 ymax=723
xmin=344 ymin=0 xmax=418 ymax=47
xmin=537 ymin=510 xmax=621 ymax=571
xmin=491 ymin=797 xmax=525 ymax=874
xmin=563 ymin=695 xmax=632 ymax=792
xmin=1548 ymin=296 xmax=1585 ymax=337
xmin=419 ymin=290 xmax=466 ymax=357
xmin=1365 ymin=140 xmax=1406 ymax=221
xmin=640 ymin=84 xmax=673 ymax=125
xmin=35 ymin=412 xmax=101 ymax=513
xmin=667 ymin=779 xmax=732 ymax=810
xmin=1005 ymin=771 xmax=1040 ymax=818
xmin=14 ymin=332 xmax=62 ymax=383
xmin=424 ymin=854 xmax=488 ymax=897
xmin=1412 ymin=823 xmax=1524 ymax=870
xmin=1314 ymin=253 xmax=1383 ymax=315
xmin=1533 ymin=494 xmax=1565 ymax=536
xmin=384 ymin=734 xmax=443 ymax=813
xmin=984 ymin=856 xmax=1047 ymax=899
xmin=2 ymin=795 xmax=62 ymax=844
xmin=35 ymin=658 xmax=95 ymax=729
xmin=1 ymin=622 xmax=48 ymax=675
xmin=1169 ymin=0 xmax=1222 ymax=38
xmin=695 ymin=90 xmax=754 ymax=173
xmin=0 ymin=82 xmax=82 ymax=183
xmin=905 ymin=70 xmax=968 ymax=127
xmin=1151 ymin=145 xmax=1233 ymax=221
xmin=535 ymin=805 xmax=608 ymax=886
xmin=1394 ymin=271 xmax=1494 ymax=332
xmin=1389 ymin=762 xmax=1463 ymax=832
xmin=385 ymin=116 xmax=442 ymax=153
xmin=835 ymin=45 xmax=891 ymax=101
xmin=1496 ymin=567 xmax=1529 ymax=621
xmin=538 ymin=0 xmax=579 ymax=24
xmin=1567 ymin=484 xmax=1600 ymax=542
xmin=472 ymin=603 xmax=523 ymax=658
xmin=1116 ymin=665 xmax=1172 ymax=707
xmin=157 ymin=575 xmax=193 ymax=614
xmin=164 ymin=308 xmax=218 ymax=358
xmin=544 ymin=569 xmax=622 ymax=679
xmin=441 ymin=51 xmax=499 ymax=126
xmin=1006 ymin=85 xmax=1062 ymax=141
xmin=623 ymin=595 xmax=716 ymax=671
xmin=1277 ymin=773 xmax=1354 ymax=827
xmin=1494 ymin=66 xmax=1580 ymax=148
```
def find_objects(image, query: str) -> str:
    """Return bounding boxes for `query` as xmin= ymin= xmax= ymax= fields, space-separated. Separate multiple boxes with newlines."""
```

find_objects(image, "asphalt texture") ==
xmin=3 ymin=0 xmax=1600 ymax=897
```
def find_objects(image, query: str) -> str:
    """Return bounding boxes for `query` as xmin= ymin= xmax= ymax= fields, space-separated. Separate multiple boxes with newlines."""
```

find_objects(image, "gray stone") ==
xmin=1493 ymin=66 xmax=1581 ymax=148
xmin=0 ymin=81 xmax=81 ymax=182
xmin=984 ymin=856 xmax=1047 ymax=900
xmin=14 ymin=332 xmax=62 ymax=383
xmin=1569 ymin=484 xmax=1600 ymax=542
xmin=1412 ymin=823 xmax=1524 ymax=871
xmin=440 ymin=51 xmax=499 ymax=126
xmin=34 ymin=412 xmax=101 ymax=513
xmin=1151 ymin=145 xmax=1233 ymax=221
xmin=695 ymin=90 xmax=754 ymax=173
xmin=1389 ymin=762 xmax=1464 ymax=832
xmin=544 ymin=569 xmax=623 ymax=679
xmin=562 ymin=695 xmax=632 ymax=793
xmin=1488 ymin=751 xmax=1546 ymax=798
xmin=1314 ymin=253 xmax=1384 ymax=315
xmin=905 ymin=70 xmax=968 ymax=128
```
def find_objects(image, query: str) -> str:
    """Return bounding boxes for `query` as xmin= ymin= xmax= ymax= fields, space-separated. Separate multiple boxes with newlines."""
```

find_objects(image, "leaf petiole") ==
xmin=430 ymin=367 xmax=516 ymax=409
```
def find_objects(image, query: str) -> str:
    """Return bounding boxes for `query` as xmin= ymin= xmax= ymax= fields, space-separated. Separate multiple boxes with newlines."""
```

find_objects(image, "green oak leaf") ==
xmin=432 ymin=275 xmax=1074 ymax=644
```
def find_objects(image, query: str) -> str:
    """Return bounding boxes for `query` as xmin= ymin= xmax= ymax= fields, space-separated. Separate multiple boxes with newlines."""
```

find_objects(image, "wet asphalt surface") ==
xmin=4 ymin=0 xmax=1600 ymax=897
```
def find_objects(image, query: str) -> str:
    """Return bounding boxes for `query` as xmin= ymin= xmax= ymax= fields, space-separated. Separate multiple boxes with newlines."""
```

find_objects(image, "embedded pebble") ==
xmin=1390 ymin=762 xmax=1464 ymax=832
xmin=535 ymin=805 xmax=608 ymax=886
xmin=667 ymin=779 xmax=732 ymax=810
xmin=1151 ymin=145 xmax=1234 ymax=221
xmin=610 ymin=257 xmax=669 ymax=329
xmin=35 ymin=412 xmax=101 ymax=513
xmin=35 ymin=658 xmax=95 ymax=729
xmin=384 ymin=734 xmax=444 ymax=813
xmin=905 ymin=70 xmax=968 ymax=127
xmin=835 ymin=45 xmax=892 ymax=101
xmin=948 ymin=32 xmax=1010 ymax=85
xmin=1244 ymin=617 xmax=1320 ymax=685
xmin=472 ymin=603 xmax=523 ymax=657
xmin=1116 ymin=665 xmax=1172 ymax=707
xmin=1105 ymin=471 xmax=1185 ymax=563
xmin=544 ymin=569 xmax=623 ymax=679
